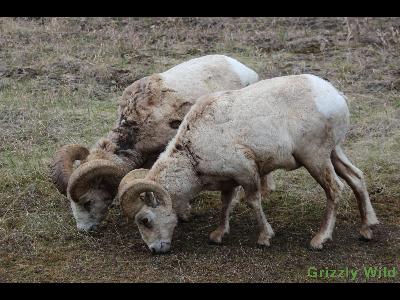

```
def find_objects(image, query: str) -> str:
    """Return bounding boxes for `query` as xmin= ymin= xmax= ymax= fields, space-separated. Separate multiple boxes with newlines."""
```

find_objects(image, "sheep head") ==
xmin=66 ymin=159 xmax=127 ymax=231
xmin=118 ymin=171 xmax=177 ymax=254
xmin=118 ymin=75 xmax=192 ymax=155
xmin=51 ymin=140 xmax=142 ymax=232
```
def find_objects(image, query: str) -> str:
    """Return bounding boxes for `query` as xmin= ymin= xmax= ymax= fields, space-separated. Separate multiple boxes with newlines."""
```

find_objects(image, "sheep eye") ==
xmin=140 ymin=217 xmax=152 ymax=228
xmin=169 ymin=120 xmax=181 ymax=129
xmin=83 ymin=201 xmax=91 ymax=211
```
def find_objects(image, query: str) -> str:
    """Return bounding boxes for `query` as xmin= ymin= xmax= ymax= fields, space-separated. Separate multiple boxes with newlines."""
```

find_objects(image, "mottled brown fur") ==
xmin=119 ymin=75 xmax=164 ymax=121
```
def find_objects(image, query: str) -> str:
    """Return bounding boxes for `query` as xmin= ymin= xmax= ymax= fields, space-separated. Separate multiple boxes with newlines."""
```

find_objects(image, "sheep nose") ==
xmin=150 ymin=247 xmax=156 ymax=255
xmin=78 ymin=224 xmax=98 ymax=232
xmin=160 ymin=242 xmax=171 ymax=252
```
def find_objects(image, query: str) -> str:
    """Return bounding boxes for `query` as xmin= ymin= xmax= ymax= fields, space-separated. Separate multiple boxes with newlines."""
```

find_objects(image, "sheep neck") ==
xmin=147 ymin=152 xmax=202 ymax=209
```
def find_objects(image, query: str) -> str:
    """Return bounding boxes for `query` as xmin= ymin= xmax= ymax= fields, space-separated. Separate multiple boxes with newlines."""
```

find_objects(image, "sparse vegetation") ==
xmin=0 ymin=17 xmax=399 ymax=282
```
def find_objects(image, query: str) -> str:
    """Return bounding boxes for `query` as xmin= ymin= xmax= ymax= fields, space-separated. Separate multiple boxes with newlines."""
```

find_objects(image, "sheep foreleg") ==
xmin=209 ymin=188 xmax=238 ymax=244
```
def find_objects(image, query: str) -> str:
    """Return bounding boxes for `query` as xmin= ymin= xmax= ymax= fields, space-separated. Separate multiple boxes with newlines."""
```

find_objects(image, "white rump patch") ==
xmin=225 ymin=56 xmax=259 ymax=86
xmin=306 ymin=74 xmax=348 ymax=117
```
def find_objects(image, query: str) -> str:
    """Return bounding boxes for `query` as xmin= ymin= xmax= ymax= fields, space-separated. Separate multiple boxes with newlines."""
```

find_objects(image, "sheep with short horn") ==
xmin=51 ymin=54 xmax=269 ymax=232
xmin=118 ymin=74 xmax=379 ymax=254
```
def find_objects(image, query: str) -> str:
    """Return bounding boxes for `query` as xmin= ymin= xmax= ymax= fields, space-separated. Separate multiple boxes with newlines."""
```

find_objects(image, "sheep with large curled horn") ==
xmin=50 ymin=138 xmax=143 ymax=231
xmin=51 ymin=54 xmax=268 ymax=232
xmin=118 ymin=74 xmax=379 ymax=254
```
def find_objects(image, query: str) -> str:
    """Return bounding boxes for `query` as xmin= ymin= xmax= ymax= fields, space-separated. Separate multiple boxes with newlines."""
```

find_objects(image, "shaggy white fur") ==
xmin=119 ymin=74 xmax=379 ymax=253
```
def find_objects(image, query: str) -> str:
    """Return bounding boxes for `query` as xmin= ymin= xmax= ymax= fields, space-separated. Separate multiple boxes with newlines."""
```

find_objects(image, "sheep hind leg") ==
xmin=331 ymin=146 xmax=379 ymax=240
xmin=302 ymin=156 xmax=344 ymax=250
xmin=209 ymin=187 xmax=239 ymax=244
xmin=261 ymin=173 xmax=276 ymax=199
xmin=244 ymin=189 xmax=275 ymax=247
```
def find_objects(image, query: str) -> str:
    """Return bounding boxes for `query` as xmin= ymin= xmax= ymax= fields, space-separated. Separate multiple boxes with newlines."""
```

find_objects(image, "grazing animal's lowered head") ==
xmin=118 ymin=169 xmax=178 ymax=253
xmin=50 ymin=139 xmax=145 ymax=232
xmin=118 ymin=152 xmax=199 ymax=253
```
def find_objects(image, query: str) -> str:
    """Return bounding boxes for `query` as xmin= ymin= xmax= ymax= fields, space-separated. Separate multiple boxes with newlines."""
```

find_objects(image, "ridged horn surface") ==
xmin=67 ymin=159 xmax=126 ymax=203
xmin=118 ymin=177 xmax=171 ymax=218
xmin=50 ymin=144 xmax=89 ymax=195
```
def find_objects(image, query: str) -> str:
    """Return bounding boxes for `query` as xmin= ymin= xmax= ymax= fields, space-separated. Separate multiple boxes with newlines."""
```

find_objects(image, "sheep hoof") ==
xmin=209 ymin=230 xmax=224 ymax=245
xmin=359 ymin=226 xmax=373 ymax=240
xmin=257 ymin=234 xmax=271 ymax=247
xmin=257 ymin=240 xmax=271 ymax=247
xmin=266 ymin=226 xmax=275 ymax=238
xmin=310 ymin=236 xmax=325 ymax=250
xmin=208 ymin=239 xmax=222 ymax=246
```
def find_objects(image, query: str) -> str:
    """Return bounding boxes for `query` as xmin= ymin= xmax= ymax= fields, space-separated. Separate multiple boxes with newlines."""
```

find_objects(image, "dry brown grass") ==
xmin=0 ymin=17 xmax=399 ymax=282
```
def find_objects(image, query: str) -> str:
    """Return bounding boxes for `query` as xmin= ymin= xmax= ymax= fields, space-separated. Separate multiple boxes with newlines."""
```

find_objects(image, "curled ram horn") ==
xmin=114 ymin=168 xmax=149 ymax=208
xmin=67 ymin=159 xmax=127 ymax=203
xmin=50 ymin=144 xmax=90 ymax=195
xmin=118 ymin=171 xmax=172 ymax=218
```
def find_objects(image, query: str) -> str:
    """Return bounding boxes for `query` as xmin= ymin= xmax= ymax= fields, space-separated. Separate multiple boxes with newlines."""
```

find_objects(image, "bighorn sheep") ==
xmin=118 ymin=74 xmax=379 ymax=254
xmin=51 ymin=54 xmax=270 ymax=232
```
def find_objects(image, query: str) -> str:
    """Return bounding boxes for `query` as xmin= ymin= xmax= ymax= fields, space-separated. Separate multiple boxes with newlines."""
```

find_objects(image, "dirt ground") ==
xmin=0 ymin=17 xmax=399 ymax=283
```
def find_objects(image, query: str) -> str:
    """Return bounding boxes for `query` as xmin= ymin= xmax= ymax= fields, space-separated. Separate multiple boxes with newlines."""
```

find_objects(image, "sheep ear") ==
xmin=179 ymin=101 xmax=192 ymax=113
xmin=176 ymin=102 xmax=192 ymax=118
